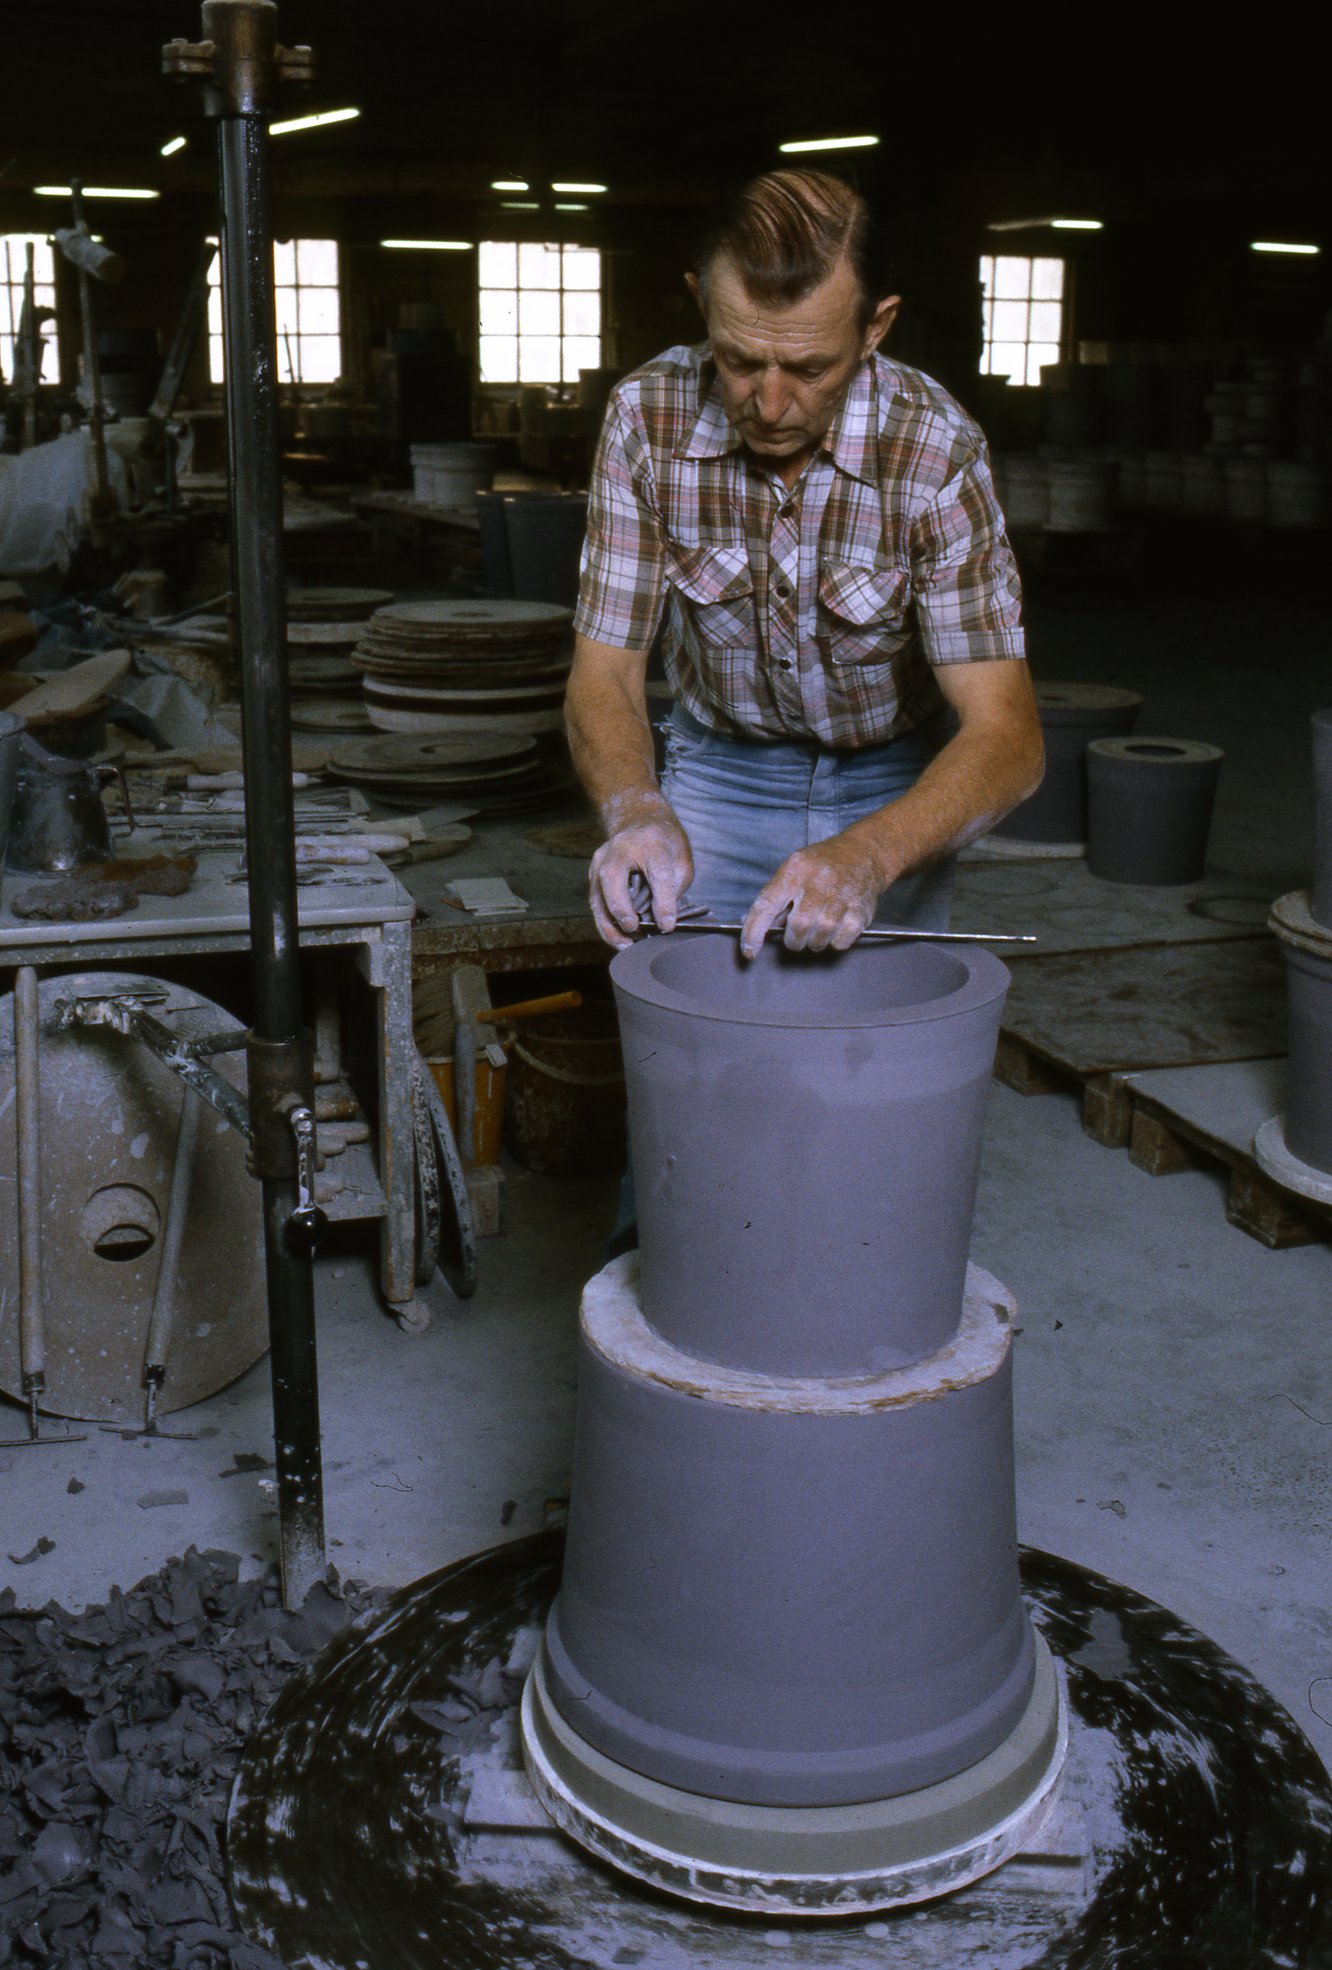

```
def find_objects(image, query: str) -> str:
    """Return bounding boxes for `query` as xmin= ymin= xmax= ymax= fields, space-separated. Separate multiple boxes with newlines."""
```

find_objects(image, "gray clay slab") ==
xmin=953 ymin=855 xmax=1276 ymax=955
xmin=998 ymin=936 xmax=1287 ymax=1077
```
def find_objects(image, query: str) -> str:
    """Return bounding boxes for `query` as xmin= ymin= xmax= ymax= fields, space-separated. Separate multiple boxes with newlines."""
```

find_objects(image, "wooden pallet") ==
xmin=991 ymin=942 xmax=1328 ymax=1248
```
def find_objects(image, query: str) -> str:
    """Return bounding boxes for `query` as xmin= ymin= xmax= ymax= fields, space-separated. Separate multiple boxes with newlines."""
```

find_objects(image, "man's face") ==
xmin=689 ymin=253 xmax=898 ymax=472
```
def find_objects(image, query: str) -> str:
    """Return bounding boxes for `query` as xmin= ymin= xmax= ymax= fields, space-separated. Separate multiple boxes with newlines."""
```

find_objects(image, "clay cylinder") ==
xmin=1280 ymin=937 xmax=1332 ymax=1175
xmin=992 ymin=682 xmax=1142 ymax=844
xmin=1311 ymin=709 xmax=1332 ymax=930
xmin=1086 ymin=736 xmax=1223 ymax=885
xmin=610 ymin=936 xmax=1010 ymax=1377
xmin=543 ymin=1257 xmax=1035 ymax=1807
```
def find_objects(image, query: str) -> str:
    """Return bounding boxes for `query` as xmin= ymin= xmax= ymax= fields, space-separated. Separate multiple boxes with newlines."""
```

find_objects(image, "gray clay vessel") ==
xmin=1311 ymin=709 xmax=1332 ymax=929
xmin=1280 ymin=938 xmax=1332 ymax=1175
xmin=543 ymin=1259 xmax=1034 ymax=1808
xmin=992 ymin=682 xmax=1141 ymax=843
xmin=610 ymin=935 xmax=1010 ymax=1376
xmin=1086 ymin=736 xmax=1223 ymax=886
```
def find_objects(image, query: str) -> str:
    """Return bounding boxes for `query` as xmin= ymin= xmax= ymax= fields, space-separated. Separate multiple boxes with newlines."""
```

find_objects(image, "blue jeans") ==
xmin=662 ymin=703 xmax=954 ymax=929
xmin=607 ymin=705 xmax=954 ymax=1255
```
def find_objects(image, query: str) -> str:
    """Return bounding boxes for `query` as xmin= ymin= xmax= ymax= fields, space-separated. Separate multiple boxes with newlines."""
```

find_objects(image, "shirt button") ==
xmin=773 ymin=581 xmax=791 ymax=601
xmin=778 ymin=658 xmax=793 ymax=670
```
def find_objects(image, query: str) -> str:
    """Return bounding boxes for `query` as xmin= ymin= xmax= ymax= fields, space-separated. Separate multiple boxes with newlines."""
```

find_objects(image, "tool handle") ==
xmin=13 ymin=968 xmax=45 ymax=1385
xmin=476 ymin=990 xmax=582 ymax=1025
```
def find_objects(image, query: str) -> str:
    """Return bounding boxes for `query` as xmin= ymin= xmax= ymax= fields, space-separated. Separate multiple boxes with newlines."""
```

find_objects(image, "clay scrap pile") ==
xmin=351 ymin=598 xmax=572 ymax=739
xmin=0 ymin=1545 xmax=383 ymax=1970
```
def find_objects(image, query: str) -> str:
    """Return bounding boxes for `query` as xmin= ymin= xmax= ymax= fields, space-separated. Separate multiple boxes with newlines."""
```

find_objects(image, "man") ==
xmin=567 ymin=168 xmax=1043 ymax=961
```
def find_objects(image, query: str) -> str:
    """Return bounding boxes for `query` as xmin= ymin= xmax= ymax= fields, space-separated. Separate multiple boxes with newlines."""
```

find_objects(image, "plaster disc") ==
xmin=364 ymin=705 xmax=565 ymax=737
xmin=328 ymin=732 xmax=537 ymax=777
xmin=288 ymin=699 xmax=374 ymax=733
xmin=286 ymin=622 xmax=363 ymax=651
xmin=285 ymin=587 xmax=394 ymax=623
xmin=0 ymin=971 xmax=267 ymax=1421
xmin=368 ymin=598 xmax=571 ymax=642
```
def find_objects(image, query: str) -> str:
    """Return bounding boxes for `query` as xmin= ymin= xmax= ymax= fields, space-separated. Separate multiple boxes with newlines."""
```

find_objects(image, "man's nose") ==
xmin=751 ymin=368 xmax=789 ymax=423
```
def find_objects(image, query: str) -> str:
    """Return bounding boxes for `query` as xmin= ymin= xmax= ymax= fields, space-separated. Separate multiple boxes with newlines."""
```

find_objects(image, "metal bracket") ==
xmin=163 ymin=1 xmax=314 ymax=116
xmin=286 ymin=1105 xmax=328 ymax=1254
xmin=52 ymin=992 xmax=252 ymax=1139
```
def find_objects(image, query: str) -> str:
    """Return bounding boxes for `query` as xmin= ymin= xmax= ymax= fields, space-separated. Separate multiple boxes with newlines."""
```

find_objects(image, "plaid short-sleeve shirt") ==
xmin=573 ymin=344 xmax=1026 ymax=750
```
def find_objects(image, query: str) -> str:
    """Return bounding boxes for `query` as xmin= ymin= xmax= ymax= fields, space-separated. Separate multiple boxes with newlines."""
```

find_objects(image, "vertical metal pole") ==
xmin=69 ymin=181 xmax=112 ymax=523
xmin=166 ymin=0 xmax=325 ymax=1606
xmin=14 ymin=968 xmax=47 ymax=1440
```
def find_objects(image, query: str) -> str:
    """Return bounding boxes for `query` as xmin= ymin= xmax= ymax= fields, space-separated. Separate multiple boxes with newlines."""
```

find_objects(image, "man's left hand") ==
xmin=740 ymin=835 xmax=888 ymax=959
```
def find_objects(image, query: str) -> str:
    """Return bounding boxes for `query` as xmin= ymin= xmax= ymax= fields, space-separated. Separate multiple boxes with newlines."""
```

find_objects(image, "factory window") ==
xmin=207 ymin=238 xmax=341 ymax=384
xmin=980 ymin=255 xmax=1065 ymax=387
xmin=1 ymin=235 xmax=57 ymax=387
xmin=478 ymin=242 xmax=602 ymax=385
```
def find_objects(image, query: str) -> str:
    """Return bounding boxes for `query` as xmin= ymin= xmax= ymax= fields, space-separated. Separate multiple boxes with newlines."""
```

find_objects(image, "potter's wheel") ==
xmin=227 ymin=1533 xmax=1332 ymax=1970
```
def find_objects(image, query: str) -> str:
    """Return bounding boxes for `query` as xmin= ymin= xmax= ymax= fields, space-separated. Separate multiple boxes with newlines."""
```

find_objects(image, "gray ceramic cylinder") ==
xmin=1281 ymin=939 xmax=1332 ymax=1175
xmin=1312 ymin=709 xmax=1332 ymax=930
xmin=543 ymin=1257 xmax=1034 ymax=1808
xmin=993 ymin=682 xmax=1142 ymax=844
xmin=610 ymin=936 xmax=1010 ymax=1376
xmin=1086 ymin=736 xmax=1223 ymax=885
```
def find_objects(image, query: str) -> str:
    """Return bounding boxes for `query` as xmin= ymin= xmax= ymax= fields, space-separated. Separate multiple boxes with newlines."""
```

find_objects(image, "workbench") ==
xmin=0 ymin=852 xmax=420 ymax=1317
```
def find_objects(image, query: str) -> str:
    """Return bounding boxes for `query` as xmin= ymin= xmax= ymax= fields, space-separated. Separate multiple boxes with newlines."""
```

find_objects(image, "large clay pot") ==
xmin=611 ymin=935 xmax=1011 ymax=1376
xmin=992 ymin=682 xmax=1142 ymax=845
xmin=1086 ymin=736 xmax=1223 ymax=885
xmin=1311 ymin=709 xmax=1332 ymax=930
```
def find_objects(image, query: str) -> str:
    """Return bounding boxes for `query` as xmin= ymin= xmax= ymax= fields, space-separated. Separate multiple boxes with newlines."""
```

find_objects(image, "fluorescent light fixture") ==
xmin=1050 ymin=218 xmax=1103 ymax=231
xmin=987 ymin=216 xmax=1102 ymax=232
xmin=160 ymin=136 xmax=188 ymax=158
xmin=492 ymin=179 xmax=530 ymax=192
xmin=779 ymin=135 xmax=879 ymax=154
xmin=381 ymin=238 xmax=473 ymax=251
xmin=269 ymin=106 xmax=360 ymax=136
xmin=554 ymin=203 xmax=589 ymax=212
xmin=551 ymin=181 xmax=607 ymax=194
xmin=501 ymin=201 xmax=541 ymax=211
xmin=34 ymin=184 xmax=160 ymax=200
xmin=1251 ymin=239 xmax=1320 ymax=255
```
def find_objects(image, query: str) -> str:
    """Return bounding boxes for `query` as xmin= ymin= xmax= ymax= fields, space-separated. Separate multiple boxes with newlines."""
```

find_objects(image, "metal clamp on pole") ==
xmin=287 ymin=1106 xmax=328 ymax=1253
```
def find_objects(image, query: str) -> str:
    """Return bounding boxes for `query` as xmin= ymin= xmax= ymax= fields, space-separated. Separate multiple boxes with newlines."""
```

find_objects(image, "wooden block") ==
xmin=1083 ymin=1072 xmax=1135 ymax=1148
xmin=1128 ymin=1109 xmax=1204 ymax=1177
xmin=994 ymin=1032 xmax=1067 ymax=1097
xmin=467 ymin=1161 xmax=505 ymax=1237
xmin=1225 ymin=1165 xmax=1322 ymax=1250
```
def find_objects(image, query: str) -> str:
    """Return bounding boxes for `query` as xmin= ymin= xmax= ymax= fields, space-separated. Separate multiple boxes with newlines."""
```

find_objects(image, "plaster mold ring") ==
xmin=609 ymin=936 xmax=1011 ymax=1376
xmin=1253 ymin=1116 xmax=1332 ymax=1205
xmin=521 ymin=1635 xmax=1066 ymax=1917
xmin=537 ymin=1259 xmax=1042 ymax=1810
xmin=991 ymin=682 xmax=1142 ymax=847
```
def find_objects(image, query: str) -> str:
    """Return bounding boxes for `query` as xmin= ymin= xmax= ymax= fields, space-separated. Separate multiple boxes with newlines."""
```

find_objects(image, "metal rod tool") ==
xmin=657 ymin=920 xmax=1036 ymax=946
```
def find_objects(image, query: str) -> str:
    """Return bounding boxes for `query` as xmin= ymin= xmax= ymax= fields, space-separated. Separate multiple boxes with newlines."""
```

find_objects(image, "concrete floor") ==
xmin=1 ymin=538 xmax=1329 ymax=1790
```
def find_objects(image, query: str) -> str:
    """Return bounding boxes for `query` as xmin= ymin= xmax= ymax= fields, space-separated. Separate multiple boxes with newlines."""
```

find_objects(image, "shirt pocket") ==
xmin=817 ymin=560 xmax=912 ymax=666
xmin=666 ymin=541 xmax=756 ymax=649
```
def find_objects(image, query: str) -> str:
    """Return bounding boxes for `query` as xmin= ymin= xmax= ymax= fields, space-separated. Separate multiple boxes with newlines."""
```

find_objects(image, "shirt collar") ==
xmin=676 ymin=346 xmax=880 ymax=484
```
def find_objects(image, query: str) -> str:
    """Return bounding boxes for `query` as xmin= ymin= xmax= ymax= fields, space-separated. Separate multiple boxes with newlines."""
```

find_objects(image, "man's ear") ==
xmin=862 ymin=294 xmax=901 ymax=359
xmin=685 ymin=270 xmax=705 ymax=321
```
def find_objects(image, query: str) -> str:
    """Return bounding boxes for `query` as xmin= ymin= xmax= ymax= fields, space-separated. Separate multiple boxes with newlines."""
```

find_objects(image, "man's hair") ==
xmin=691 ymin=170 xmax=890 ymax=326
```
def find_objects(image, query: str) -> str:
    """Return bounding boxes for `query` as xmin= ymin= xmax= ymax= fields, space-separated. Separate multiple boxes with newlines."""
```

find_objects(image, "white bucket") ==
xmin=996 ymin=453 xmax=1047 ymax=530
xmin=1045 ymin=459 xmax=1116 ymax=533
xmin=1224 ymin=456 xmax=1268 ymax=524
xmin=1267 ymin=462 xmax=1325 ymax=530
xmin=410 ymin=441 xmax=497 ymax=511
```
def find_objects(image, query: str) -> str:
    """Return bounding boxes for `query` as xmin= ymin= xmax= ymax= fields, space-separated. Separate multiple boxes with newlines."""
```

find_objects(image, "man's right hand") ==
xmin=589 ymin=791 xmax=694 ymax=949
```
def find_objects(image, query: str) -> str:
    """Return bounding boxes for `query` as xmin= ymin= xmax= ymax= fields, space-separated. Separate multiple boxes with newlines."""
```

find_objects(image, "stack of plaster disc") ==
xmin=285 ymin=591 xmax=395 ymax=696
xmin=326 ymin=730 xmax=573 ymax=814
xmin=352 ymin=598 xmax=572 ymax=737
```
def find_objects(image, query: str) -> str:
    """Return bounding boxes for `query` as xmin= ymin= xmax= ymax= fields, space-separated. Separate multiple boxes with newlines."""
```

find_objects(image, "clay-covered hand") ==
xmin=740 ymin=835 xmax=887 ymax=960
xmin=589 ymin=792 xmax=695 ymax=949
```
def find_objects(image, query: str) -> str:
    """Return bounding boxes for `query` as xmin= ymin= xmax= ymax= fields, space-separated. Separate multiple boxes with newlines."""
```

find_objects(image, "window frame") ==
xmin=206 ymin=236 xmax=343 ymax=386
xmin=979 ymin=252 xmax=1067 ymax=388
xmin=477 ymin=240 xmax=604 ymax=388
xmin=1 ymin=234 xmax=58 ymax=390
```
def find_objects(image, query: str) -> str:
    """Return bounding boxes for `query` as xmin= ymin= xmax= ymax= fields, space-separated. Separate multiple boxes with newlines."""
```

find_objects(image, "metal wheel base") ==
xmin=520 ymin=1633 xmax=1067 ymax=1917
